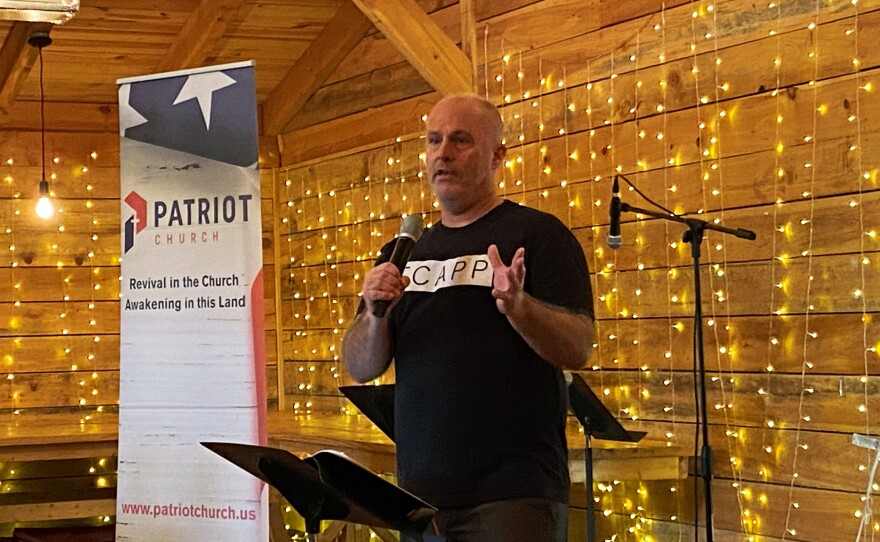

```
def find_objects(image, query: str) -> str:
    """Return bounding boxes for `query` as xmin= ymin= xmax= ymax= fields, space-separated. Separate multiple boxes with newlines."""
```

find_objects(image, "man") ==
xmin=342 ymin=94 xmax=595 ymax=541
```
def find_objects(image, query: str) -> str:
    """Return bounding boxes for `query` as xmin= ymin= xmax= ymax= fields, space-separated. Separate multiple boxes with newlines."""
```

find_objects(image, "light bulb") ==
xmin=36 ymin=179 xmax=53 ymax=219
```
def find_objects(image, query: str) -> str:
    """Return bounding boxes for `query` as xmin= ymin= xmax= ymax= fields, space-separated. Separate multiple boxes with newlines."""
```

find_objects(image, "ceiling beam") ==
xmin=351 ymin=0 xmax=473 ymax=97
xmin=154 ymin=0 xmax=246 ymax=74
xmin=0 ymin=21 xmax=52 ymax=121
xmin=261 ymin=1 xmax=372 ymax=136
xmin=460 ymin=0 xmax=478 ymax=89
xmin=280 ymin=92 xmax=440 ymax=167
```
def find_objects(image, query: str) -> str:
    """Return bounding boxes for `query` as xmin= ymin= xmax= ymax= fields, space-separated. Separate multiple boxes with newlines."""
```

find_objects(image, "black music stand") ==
xmin=339 ymin=384 xmax=395 ymax=441
xmin=567 ymin=372 xmax=646 ymax=542
xmin=202 ymin=442 xmax=435 ymax=542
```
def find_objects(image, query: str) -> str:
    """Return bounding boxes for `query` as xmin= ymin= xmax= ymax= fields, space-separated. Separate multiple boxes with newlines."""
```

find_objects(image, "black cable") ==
xmin=39 ymin=44 xmax=45 ymax=184
xmin=694 ymin=326 xmax=700 ymax=542
xmin=617 ymin=173 xmax=676 ymax=216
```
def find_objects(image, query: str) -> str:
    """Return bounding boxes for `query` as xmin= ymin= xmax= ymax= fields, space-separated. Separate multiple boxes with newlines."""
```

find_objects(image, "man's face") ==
xmin=425 ymin=98 xmax=504 ymax=212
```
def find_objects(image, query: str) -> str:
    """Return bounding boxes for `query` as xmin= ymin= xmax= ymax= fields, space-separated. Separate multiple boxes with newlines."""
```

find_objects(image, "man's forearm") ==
xmin=504 ymin=294 xmax=595 ymax=370
xmin=341 ymin=311 xmax=394 ymax=383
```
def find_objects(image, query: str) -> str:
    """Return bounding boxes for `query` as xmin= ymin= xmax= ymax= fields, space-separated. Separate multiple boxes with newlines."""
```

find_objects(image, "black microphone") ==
xmin=372 ymin=214 xmax=424 ymax=317
xmin=607 ymin=176 xmax=622 ymax=249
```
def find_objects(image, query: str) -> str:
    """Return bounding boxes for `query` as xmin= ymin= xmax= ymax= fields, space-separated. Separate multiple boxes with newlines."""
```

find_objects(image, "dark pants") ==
xmin=404 ymin=498 xmax=568 ymax=542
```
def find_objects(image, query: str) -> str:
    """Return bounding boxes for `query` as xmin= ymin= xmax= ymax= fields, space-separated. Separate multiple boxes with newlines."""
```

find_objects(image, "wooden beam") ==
xmin=2 ymin=100 xmax=117 ymax=133
xmin=316 ymin=520 xmax=346 ymax=542
xmin=154 ymin=0 xmax=246 ymax=73
xmin=0 ymin=441 xmax=118 ymax=463
xmin=568 ymin=454 xmax=688 ymax=483
xmin=371 ymin=527 xmax=400 ymax=542
xmin=460 ymin=0 xmax=478 ymax=92
xmin=261 ymin=1 xmax=373 ymax=136
xmin=0 ymin=22 xmax=52 ymax=122
xmin=351 ymin=0 xmax=472 ymax=96
xmin=0 ymin=499 xmax=116 ymax=522
xmin=279 ymin=92 xmax=440 ymax=167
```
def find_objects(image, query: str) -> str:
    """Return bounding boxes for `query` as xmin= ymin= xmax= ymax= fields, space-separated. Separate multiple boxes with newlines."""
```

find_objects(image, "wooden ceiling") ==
xmin=0 ymin=0 xmax=475 ymax=137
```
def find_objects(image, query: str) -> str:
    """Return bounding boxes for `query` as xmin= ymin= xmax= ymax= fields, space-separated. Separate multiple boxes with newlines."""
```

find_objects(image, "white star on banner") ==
xmin=119 ymin=84 xmax=148 ymax=136
xmin=172 ymin=72 xmax=237 ymax=130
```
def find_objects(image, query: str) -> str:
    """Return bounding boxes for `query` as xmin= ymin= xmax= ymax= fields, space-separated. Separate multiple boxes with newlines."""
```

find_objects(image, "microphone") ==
xmin=372 ymin=214 xmax=425 ymax=317
xmin=607 ymin=176 xmax=622 ymax=249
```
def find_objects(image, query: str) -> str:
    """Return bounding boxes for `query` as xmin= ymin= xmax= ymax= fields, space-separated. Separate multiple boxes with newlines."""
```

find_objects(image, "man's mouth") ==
xmin=433 ymin=167 xmax=454 ymax=179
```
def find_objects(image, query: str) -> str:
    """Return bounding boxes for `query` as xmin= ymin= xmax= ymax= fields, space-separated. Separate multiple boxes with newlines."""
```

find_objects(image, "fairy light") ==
xmin=686 ymin=3 xmax=751 ymax=533
xmin=758 ymin=0 xmax=789 ymax=500
xmin=84 ymin=150 xmax=102 ymax=423
xmin=654 ymin=3 xmax=687 ymax=519
xmin=585 ymin=60 xmax=607 ymax=401
xmin=516 ymin=51 xmax=527 ymax=198
xmin=629 ymin=29 xmax=647 ymax=435
xmin=656 ymin=2 xmax=681 ymax=463
xmin=55 ymin=160 xmax=87 ymax=416
xmin=4 ymin=155 xmax=20 ymax=415
xmin=316 ymin=171 xmax=340 ymax=396
xmin=498 ymin=38 xmax=510 ymax=198
xmin=561 ymin=64 xmax=574 ymax=231
xmin=705 ymin=2 xmax=751 ymax=533
xmin=606 ymin=47 xmax=627 ymax=434
xmin=482 ymin=24 xmax=491 ymax=98
xmin=297 ymin=173 xmax=315 ymax=413
xmin=849 ymin=3 xmax=875 ymax=531
xmin=781 ymin=1 xmax=822 ymax=537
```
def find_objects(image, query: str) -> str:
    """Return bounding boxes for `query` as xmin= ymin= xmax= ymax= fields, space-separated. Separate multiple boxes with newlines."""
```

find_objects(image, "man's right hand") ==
xmin=361 ymin=262 xmax=410 ymax=315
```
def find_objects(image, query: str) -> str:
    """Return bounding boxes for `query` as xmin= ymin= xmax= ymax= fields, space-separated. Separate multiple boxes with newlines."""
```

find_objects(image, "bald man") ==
xmin=343 ymin=95 xmax=595 ymax=541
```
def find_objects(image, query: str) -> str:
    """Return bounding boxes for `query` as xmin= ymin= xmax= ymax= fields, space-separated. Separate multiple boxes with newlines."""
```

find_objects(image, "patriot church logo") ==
xmin=122 ymin=190 xmax=255 ymax=253
xmin=123 ymin=191 xmax=147 ymax=253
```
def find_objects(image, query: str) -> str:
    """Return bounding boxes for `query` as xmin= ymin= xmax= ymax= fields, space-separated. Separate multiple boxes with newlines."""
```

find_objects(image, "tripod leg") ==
xmin=269 ymin=488 xmax=289 ymax=542
xmin=586 ymin=433 xmax=596 ymax=542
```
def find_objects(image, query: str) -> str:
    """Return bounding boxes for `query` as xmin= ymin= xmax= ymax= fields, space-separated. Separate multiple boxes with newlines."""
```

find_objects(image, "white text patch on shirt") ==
xmin=403 ymin=254 xmax=493 ymax=293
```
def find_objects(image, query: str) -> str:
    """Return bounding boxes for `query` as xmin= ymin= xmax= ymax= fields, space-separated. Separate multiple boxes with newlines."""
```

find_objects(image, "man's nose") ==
xmin=435 ymin=137 xmax=454 ymax=158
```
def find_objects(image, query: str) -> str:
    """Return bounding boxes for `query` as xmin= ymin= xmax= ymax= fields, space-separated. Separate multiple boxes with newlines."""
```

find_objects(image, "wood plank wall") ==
xmin=0 ymin=102 xmax=282 ymax=533
xmin=276 ymin=0 xmax=880 ymax=540
xmin=0 ymin=112 xmax=282 ymax=411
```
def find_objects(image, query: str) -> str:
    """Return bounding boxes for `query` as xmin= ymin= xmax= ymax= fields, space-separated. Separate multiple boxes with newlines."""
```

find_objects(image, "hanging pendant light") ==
xmin=29 ymin=31 xmax=53 ymax=219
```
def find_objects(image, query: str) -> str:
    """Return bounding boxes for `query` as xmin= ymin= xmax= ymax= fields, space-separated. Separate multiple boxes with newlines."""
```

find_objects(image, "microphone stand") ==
xmin=615 ymin=198 xmax=755 ymax=542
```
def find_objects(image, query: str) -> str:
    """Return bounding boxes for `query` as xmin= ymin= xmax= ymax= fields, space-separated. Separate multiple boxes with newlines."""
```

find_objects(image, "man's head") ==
xmin=425 ymin=94 xmax=506 ymax=218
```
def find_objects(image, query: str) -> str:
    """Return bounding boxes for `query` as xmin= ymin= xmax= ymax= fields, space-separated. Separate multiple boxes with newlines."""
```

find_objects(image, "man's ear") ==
xmin=491 ymin=144 xmax=507 ymax=170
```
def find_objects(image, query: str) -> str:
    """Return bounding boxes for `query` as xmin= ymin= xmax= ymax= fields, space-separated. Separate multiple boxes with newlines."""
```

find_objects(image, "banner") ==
xmin=116 ymin=61 xmax=267 ymax=541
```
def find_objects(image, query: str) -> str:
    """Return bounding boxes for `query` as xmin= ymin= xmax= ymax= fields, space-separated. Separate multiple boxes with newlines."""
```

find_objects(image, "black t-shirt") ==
xmin=384 ymin=200 xmax=593 ymax=508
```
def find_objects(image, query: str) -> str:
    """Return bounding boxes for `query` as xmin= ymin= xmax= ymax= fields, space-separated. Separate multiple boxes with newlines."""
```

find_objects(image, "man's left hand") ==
xmin=487 ymin=244 xmax=525 ymax=315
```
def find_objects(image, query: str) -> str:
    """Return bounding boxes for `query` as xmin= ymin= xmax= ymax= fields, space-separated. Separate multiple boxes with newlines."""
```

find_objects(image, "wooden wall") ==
xmin=0 ymin=107 xmax=282 ymax=410
xmin=275 ymin=0 xmax=880 ymax=540
xmin=0 ymin=103 xmax=283 ymax=533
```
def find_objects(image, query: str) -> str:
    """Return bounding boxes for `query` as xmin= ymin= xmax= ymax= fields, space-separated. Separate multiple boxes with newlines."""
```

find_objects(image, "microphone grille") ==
xmin=400 ymin=214 xmax=425 ymax=241
xmin=607 ymin=236 xmax=622 ymax=249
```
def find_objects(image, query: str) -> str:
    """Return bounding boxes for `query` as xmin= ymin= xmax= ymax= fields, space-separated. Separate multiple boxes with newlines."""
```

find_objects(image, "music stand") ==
xmin=202 ymin=442 xmax=435 ymax=542
xmin=339 ymin=384 xmax=395 ymax=441
xmin=566 ymin=372 xmax=646 ymax=542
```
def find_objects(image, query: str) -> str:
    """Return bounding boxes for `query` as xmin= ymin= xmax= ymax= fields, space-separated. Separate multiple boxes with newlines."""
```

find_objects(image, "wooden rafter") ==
xmin=0 ymin=499 xmax=115 ymax=523
xmin=351 ymin=0 xmax=473 ymax=97
xmin=460 ymin=0 xmax=478 ymax=88
xmin=0 ymin=21 xmax=52 ymax=121
xmin=261 ymin=1 xmax=372 ymax=136
xmin=154 ymin=0 xmax=246 ymax=74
